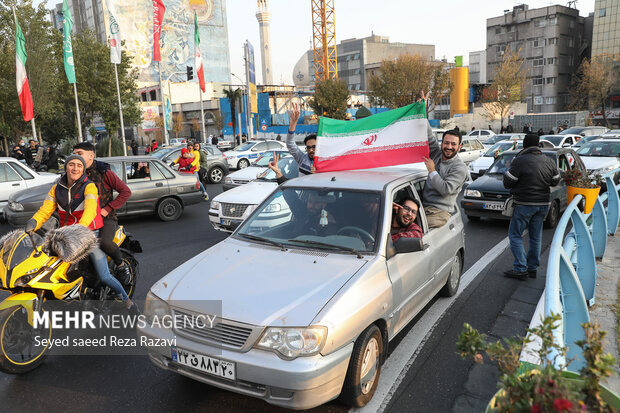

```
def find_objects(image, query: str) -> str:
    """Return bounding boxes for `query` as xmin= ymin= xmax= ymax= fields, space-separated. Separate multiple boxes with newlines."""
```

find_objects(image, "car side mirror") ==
xmin=478 ymin=169 xmax=486 ymax=176
xmin=394 ymin=237 xmax=426 ymax=254
xmin=460 ymin=148 xmax=466 ymax=153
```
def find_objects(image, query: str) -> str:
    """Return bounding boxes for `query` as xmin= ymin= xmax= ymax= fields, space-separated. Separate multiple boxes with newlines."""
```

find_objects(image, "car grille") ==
xmin=481 ymin=191 xmax=509 ymax=201
xmin=221 ymin=203 xmax=248 ymax=217
xmin=232 ymin=179 xmax=250 ymax=185
xmin=173 ymin=309 xmax=253 ymax=348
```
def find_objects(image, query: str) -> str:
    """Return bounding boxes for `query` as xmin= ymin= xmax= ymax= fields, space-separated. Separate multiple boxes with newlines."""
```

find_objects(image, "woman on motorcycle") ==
xmin=25 ymin=154 xmax=138 ymax=313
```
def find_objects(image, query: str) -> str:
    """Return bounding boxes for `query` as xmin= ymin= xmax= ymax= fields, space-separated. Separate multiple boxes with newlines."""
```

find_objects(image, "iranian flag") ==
xmin=194 ymin=11 xmax=205 ymax=92
xmin=314 ymin=102 xmax=428 ymax=172
xmin=15 ymin=15 xmax=33 ymax=122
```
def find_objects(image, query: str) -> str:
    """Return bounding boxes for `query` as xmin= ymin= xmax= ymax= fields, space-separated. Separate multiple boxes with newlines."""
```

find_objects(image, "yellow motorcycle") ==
xmin=0 ymin=224 xmax=141 ymax=374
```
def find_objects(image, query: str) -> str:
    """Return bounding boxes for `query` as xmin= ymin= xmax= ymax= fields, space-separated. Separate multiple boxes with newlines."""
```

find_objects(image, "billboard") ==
xmin=246 ymin=41 xmax=258 ymax=113
xmin=103 ymin=0 xmax=231 ymax=85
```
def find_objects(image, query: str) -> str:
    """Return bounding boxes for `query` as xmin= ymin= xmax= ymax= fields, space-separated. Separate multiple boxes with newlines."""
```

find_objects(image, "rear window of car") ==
xmin=151 ymin=161 xmax=174 ymax=179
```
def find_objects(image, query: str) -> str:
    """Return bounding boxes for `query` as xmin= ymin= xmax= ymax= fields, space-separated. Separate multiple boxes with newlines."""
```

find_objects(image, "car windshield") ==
xmin=236 ymin=188 xmax=382 ymax=253
xmin=484 ymin=141 xmax=522 ymax=157
xmin=576 ymin=141 xmax=620 ymax=157
xmin=487 ymin=153 xmax=517 ymax=174
xmin=256 ymin=157 xmax=298 ymax=181
xmin=541 ymin=136 xmax=564 ymax=146
xmin=150 ymin=147 xmax=178 ymax=159
xmin=234 ymin=142 xmax=255 ymax=152
xmin=560 ymin=127 xmax=583 ymax=135
xmin=572 ymin=135 xmax=600 ymax=148
xmin=484 ymin=135 xmax=510 ymax=144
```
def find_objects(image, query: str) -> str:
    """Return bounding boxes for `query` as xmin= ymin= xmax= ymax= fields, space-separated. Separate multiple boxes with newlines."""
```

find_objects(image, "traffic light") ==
xmin=186 ymin=66 xmax=194 ymax=81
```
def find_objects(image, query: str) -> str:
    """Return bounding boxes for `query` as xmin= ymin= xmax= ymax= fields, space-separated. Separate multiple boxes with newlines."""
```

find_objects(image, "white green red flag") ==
xmin=106 ymin=0 xmax=121 ymax=64
xmin=314 ymin=102 xmax=428 ymax=172
xmin=15 ymin=15 xmax=33 ymax=122
xmin=62 ymin=0 xmax=76 ymax=84
xmin=194 ymin=11 xmax=205 ymax=92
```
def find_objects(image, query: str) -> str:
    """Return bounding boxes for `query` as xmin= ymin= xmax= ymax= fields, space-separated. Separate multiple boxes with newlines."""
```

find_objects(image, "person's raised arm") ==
xmin=285 ymin=102 xmax=306 ymax=164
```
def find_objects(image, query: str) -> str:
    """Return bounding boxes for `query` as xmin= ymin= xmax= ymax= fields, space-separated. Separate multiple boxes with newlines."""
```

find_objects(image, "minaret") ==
xmin=255 ymin=0 xmax=273 ymax=85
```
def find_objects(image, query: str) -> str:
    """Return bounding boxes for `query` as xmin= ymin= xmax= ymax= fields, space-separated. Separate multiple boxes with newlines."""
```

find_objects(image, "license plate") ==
xmin=220 ymin=218 xmax=240 ymax=227
xmin=483 ymin=202 xmax=504 ymax=210
xmin=171 ymin=346 xmax=236 ymax=380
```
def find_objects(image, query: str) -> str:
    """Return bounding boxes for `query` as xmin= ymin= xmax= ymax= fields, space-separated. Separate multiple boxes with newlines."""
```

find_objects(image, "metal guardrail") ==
xmin=544 ymin=167 xmax=620 ymax=371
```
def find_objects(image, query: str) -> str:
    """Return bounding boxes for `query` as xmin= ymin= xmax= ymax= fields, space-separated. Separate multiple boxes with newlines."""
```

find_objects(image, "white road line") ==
xmin=353 ymin=236 xmax=511 ymax=413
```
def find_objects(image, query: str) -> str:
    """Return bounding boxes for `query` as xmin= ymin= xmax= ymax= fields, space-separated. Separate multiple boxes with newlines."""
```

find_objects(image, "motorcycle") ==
xmin=0 ymin=224 xmax=141 ymax=374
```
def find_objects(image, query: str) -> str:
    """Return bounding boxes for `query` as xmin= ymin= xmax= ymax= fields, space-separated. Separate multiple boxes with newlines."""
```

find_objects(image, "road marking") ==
xmin=353 ymin=236 xmax=510 ymax=413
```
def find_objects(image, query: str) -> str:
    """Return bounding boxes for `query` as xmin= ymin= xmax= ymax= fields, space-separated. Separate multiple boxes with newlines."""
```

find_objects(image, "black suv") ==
xmin=461 ymin=148 xmax=586 ymax=228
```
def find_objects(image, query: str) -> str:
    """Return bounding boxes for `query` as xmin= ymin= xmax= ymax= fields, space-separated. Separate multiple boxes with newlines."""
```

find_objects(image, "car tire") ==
xmin=466 ymin=215 xmax=480 ymax=222
xmin=237 ymin=158 xmax=250 ymax=169
xmin=157 ymin=198 xmax=183 ymax=222
xmin=440 ymin=252 xmax=462 ymax=297
xmin=543 ymin=200 xmax=559 ymax=229
xmin=208 ymin=166 xmax=224 ymax=184
xmin=339 ymin=324 xmax=383 ymax=408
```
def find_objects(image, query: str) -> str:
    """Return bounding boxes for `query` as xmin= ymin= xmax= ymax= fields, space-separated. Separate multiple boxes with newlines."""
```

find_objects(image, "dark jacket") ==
xmin=503 ymin=147 xmax=561 ymax=205
xmin=85 ymin=160 xmax=132 ymax=218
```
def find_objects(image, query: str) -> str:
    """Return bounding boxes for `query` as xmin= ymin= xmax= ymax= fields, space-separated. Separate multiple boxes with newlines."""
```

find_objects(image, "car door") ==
xmin=107 ymin=161 xmax=127 ymax=215
xmin=386 ymin=182 xmax=433 ymax=335
xmin=8 ymin=161 xmax=38 ymax=189
xmin=471 ymin=139 xmax=486 ymax=159
xmin=249 ymin=141 xmax=269 ymax=161
xmin=0 ymin=162 xmax=26 ymax=203
xmin=459 ymin=139 xmax=474 ymax=163
xmin=124 ymin=160 xmax=169 ymax=214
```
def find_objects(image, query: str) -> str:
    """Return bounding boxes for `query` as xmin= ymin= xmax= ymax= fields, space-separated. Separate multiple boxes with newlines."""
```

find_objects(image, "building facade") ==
xmin=293 ymin=34 xmax=435 ymax=91
xmin=468 ymin=50 xmax=487 ymax=85
xmin=592 ymin=0 xmax=620 ymax=56
xmin=49 ymin=1 xmax=107 ymax=43
xmin=486 ymin=4 xmax=588 ymax=113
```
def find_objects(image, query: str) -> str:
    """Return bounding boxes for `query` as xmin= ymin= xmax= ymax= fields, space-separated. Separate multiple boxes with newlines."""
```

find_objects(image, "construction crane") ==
xmin=311 ymin=0 xmax=338 ymax=82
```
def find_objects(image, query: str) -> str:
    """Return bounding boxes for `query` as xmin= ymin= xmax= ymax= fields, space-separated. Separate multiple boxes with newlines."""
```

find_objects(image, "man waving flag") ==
xmin=14 ymin=13 xmax=33 ymax=122
xmin=194 ymin=11 xmax=205 ymax=92
xmin=314 ymin=102 xmax=429 ymax=172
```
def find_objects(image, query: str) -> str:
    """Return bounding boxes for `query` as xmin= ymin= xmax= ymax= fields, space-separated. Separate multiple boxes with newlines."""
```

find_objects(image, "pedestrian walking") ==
xmin=502 ymin=134 xmax=561 ymax=280
xmin=130 ymin=139 xmax=138 ymax=156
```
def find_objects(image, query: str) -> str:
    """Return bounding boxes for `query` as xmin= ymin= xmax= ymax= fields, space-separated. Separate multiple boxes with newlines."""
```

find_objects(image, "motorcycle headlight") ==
xmin=144 ymin=291 xmax=170 ymax=323
xmin=210 ymin=201 xmax=220 ymax=210
xmin=224 ymin=176 xmax=233 ymax=184
xmin=9 ymin=201 xmax=23 ymax=212
xmin=465 ymin=189 xmax=482 ymax=198
xmin=262 ymin=203 xmax=281 ymax=213
xmin=256 ymin=326 xmax=327 ymax=359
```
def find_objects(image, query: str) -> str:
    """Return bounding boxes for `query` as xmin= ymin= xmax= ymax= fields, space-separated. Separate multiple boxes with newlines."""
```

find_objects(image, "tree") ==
xmin=308 ymin=77 xmax=349 ymax=120
xmin=368 ymin=54 xmax=451 ymax=113
xmin=483 ymin=48 xmax=526 ymax=131
xmin=569 ymin=54 xmax=620 ymax=127
xmin=212 ymin=110 xmax=224 ymax=135
xmin=172 ymin=113 xmax=183 ymax=138
xmin=223 ymin=87 xmax=243 ymax=138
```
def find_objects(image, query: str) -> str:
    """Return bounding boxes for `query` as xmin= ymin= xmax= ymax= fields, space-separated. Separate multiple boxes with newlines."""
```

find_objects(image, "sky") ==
xmin=36 ymin=0 xmax=595 ymax=86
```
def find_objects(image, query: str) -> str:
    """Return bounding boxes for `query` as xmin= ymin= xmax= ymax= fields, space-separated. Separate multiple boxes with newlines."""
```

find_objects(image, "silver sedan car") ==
xmin=138 ymin=168 xmax=465 ymax=409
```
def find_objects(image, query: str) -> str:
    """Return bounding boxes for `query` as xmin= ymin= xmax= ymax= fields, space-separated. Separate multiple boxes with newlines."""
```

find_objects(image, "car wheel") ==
xmin=157 ymin=198 xmax=183 ymax=222
xmin=237 ymin=158 xmax=250 ymax=169
xmin=339 ymin=324 xmax=383 ymax=407
xmin=543 ymin=200 xmax=559 ymax=229
xmin=208 ymin=166 xmax=224 ymax=184
xmin=440 ymin=252 xmax=462 ymax=297
xmin=466 ymin=215 xmax=480 ymax=222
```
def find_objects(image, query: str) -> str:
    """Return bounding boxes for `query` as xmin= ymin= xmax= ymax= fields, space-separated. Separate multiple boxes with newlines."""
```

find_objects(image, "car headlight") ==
xmin=262 ymin=203 xmax=281 ymax=213
xmin=256 ymin=326 xmax=327 ymax=359
xmin=224 ymin=176 xmax=233 ymax=184
xmin=210 ymin=201 xmax=220 ymax=210
xmin=8 ymin=201 xmax=24 ymax=212
xmin=465 ymin=189 xmax=482 ymax=198
xmin=144 ymin=291 xmax=170 ymax=323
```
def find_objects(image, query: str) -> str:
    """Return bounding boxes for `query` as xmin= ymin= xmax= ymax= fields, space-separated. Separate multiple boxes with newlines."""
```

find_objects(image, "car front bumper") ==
xmin=3 ymin=206 xmax=32 ymax=227
xmin=460 ymin=198 xmax=510 ymax=220
xmin=138 ymin=326 xmax=352 ymax=410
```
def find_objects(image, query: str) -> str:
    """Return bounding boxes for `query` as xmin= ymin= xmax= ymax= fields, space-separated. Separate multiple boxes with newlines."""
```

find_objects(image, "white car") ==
xmin=481 ymin=133 xmax=525 ymax=147
xmin=575 ymin=139 xmax=620 ymax=186
xmin=223 ymin=140 xmax=287 ymax=169
xmin=466 ymin=129 xmax=495 ymax=139
xmin=0 ymin=158 xmax=58 ymax=214
xmin=209 ymin=157 xmax=299 ymax=232
xmin=539 ymin=134 xmax=581 ymax=148
xmin=458 ymin=137 xmax=486 ymax=164
xmin=222 ymin=151 xmax=289 ymax=191
xmin=469 ymin=140 xmax=524 ymax=179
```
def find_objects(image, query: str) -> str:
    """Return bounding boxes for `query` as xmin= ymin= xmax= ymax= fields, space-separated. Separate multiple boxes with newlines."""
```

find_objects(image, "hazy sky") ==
xmin=36 ymin=0 xmax=595 ymax=85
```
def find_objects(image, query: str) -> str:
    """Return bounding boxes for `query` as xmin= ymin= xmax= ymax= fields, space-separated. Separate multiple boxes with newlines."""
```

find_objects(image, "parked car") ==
xmin=458 ymin=137 xmax=486 ymax=164
xmin=4 ymin=156 xmax=202 ymax=226
xmin=575 ymin=139 xmax=620 ymax=188
xmin=217 ymin=138 xmax=234 ymax=151
xmin=601 ymin=129 xmax=620 ymax=136
xmin=559 ymin=126 xmax=608 ymax=136
xmin=224 ymin=140 xmax=287 ymax=169
xmin=138 ymin=167 xmax=465 ymax=410
xmin=482 ymin=133 xmax=525 ymax=147
xmin=168 ymin=138 xmax=187 ymax=146
xmin=209 ymin=156 xmax=299 ymax=232
xmin=461 ymin=148 xmax=586 ymax=227
xmin=222 ymin=150 xmax=289 ymax=191
xmin=431 ymin=128 xmax=447 ymax=139
xmin=539 ymin=134 xmax=581 ymax=148
xmin=0 ymin=157 xmax=59 ymax=216
xmin=150 ymin=144 xmax=229 ymax=184
xmin=571 ymin=134 xmax=603 ymax=149
xmin=466 ymin=129 xmax=495 ymax=139
xmin=468 ymin=140 xmax=524 ymax=180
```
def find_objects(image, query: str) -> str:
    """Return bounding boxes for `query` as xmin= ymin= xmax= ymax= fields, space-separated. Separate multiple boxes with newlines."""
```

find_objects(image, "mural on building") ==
xmin=104 ymin=0 xmax=231 ymax=84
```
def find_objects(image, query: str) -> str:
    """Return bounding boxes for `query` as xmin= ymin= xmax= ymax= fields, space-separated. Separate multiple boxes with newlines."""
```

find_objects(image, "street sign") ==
xmin=261 ymin=124 xmax=267 ymax=131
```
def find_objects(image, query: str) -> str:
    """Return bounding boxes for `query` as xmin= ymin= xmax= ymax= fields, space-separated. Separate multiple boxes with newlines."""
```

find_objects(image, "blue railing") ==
xmin=544 ymin=167 xmax=620 ymax=371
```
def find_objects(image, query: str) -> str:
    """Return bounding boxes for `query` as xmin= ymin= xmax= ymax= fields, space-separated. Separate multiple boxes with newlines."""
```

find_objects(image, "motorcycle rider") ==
xmin=25 ymin=154 xmax=137 ymax=312
xmin=72 ymin=142 xmax=132 ymax=283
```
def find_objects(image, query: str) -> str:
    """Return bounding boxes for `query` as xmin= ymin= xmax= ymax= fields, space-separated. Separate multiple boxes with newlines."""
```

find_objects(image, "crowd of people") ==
xmin=9 ymin=139 xmax=59 ymax=172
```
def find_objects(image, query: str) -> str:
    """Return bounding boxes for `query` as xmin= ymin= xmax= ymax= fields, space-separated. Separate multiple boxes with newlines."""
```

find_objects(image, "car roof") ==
xmin=281 ymin=168 xmax=427 ymax=191
xmin=99 ymin=156 xmax=166 ymax=162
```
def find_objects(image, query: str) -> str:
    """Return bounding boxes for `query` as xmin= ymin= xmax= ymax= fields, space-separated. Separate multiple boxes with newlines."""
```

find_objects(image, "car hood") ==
xmin=466 ymin=173 xmax=507 ymax=192
xmin=227 ymin=166 xmax=268 ymax=180
xmin=213 ymin=180 xmax=278 ymax=205
xmin=9 ymin=182 xmax=54 ymax=203
xmin=470 ymin=156 xmax=494 ymax=171
xmin=154 ymin=237 xmax=368 ymax=326
xmin=579 ymin=156 xmax=620 ymax=171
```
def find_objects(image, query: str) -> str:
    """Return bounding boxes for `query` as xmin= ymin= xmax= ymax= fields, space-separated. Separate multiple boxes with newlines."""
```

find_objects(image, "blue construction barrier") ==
xmin=542 ymin=167 xmax=620 ymax=371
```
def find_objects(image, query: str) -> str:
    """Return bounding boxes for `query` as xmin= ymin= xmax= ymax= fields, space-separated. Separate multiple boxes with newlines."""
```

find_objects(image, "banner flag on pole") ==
xmin=314 ymin=102 xmax=429 ymax=173
xmin=152 ymin=0 xmax=165 ymax=62
xmin=14 ymin=14 xmax=33 ymax=122
xmin=106 ymin=0 xmax=121 ymax=64
xmin=194 ymin=11 xmax=205 ymax=92
xmin=62 ymin=0 xmax=76 ymax=83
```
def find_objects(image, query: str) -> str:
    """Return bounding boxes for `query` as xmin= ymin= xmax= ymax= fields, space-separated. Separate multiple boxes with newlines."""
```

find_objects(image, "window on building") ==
xmin=353 ymin=53 xmax=360 ymax=60
xmin=534 ymin=96 xmax=543 ymax=105
xmin=534 ymin=19 xmax=546 ymax=28
xmin=545 ymin=97 xmax=556 ymax=105
xmin=568 ymin=37 xmax=574 ymax=47
xmin=548 ymin=38 xmax=558 ymax=45
xmin=599 ymin=8 xmax=606 ymax=17
xmin=149 ymin=90 xmax=156 ymax=101
xmin=495 ymin=27 xmax=502 ymax=34
xmin=546 ymin=57 xmax=557 ymax=65
xmin=548 ymin=17 xmax=558 ymax=25
xmin=354 ymin=68 xmax=361 ymax=75
xmin=346 ymin=55 xmax=352 ymax=61
xmin=141 ymin=92 xmax=147 ymax=101
xmin=533 ymin=39 xmax=545 ymax=48
xmin=532 ymin=77 xmax=544 ymax=85
xmin=546 ymin=77 xmax=556 ymax=84
xmin=568 ymin=56 xmax=574 ymax=66
xmin=507 ymin=25 xmax=515 ymax=33
xmin=569 ymin=20 xmax=575 ymax=29
xmin=532 ymin=58 xmax=544 ymax=66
